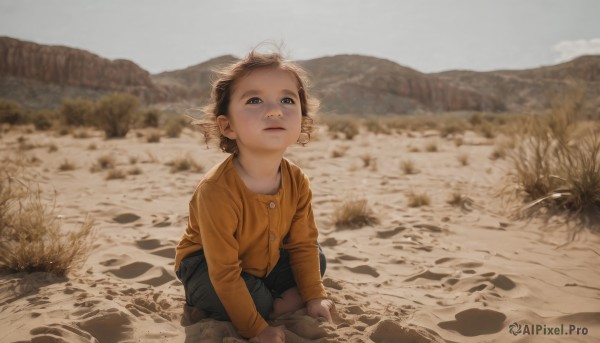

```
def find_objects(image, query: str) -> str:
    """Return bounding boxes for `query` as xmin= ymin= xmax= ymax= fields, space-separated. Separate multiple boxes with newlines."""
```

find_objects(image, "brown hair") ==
xmin=194 ymin=50 xmax=318 ymax=154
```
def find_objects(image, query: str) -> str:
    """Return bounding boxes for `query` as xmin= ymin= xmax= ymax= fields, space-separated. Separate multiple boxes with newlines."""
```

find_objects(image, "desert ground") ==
xmin=1 ymin=122 xmax=599 ymax=343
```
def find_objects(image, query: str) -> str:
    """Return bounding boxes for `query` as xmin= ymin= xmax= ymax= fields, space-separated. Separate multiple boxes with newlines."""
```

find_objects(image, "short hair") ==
xmin=194 ymin=50 xmax=318 ymax=154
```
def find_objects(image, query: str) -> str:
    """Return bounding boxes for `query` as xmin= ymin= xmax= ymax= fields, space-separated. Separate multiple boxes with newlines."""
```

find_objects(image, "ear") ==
xmin=216 ymin=115 xmax=237 ymax=140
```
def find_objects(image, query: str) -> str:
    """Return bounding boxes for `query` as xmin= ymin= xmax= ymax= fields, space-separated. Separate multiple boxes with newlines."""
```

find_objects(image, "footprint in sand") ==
xmin=376 ymin=226 xmax=406 ymax=239
xmin=404 ymin=270 xmax=450 ymax=282
xmin=30 ymin=323 xmax=97 ymax=343
xmin=107 ymin=262 xmax=153 ymax=279
xmin=138 ymin=267 xmax=176 ymax=287
xmin=346 ymin=265 xmax=380 ymax=277
xmin=76 ymin=307 xmax=133 ymax=342
xmin=136 ymin=238 xmax=176 ymax=259
xmin=112 ymin=213 xmax=141 ymax=224
xmin=438 ymin=308 xmax=506 ymax=336
xmin=320 ymin=237 xmax=346 ymax=247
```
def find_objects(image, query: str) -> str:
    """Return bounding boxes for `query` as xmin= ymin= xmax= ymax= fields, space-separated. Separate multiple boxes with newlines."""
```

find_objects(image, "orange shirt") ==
xmin=174 ymin=154 xmax=327 ymax=338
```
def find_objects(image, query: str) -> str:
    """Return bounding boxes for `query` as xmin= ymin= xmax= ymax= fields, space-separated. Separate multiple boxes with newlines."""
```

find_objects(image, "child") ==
xmin=174 ymin=49 xmax=333 ymax=342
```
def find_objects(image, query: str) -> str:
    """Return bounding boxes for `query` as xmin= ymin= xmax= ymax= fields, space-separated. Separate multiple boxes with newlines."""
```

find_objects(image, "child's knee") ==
xmin=255 ymin=294 xmax=274 ymax=319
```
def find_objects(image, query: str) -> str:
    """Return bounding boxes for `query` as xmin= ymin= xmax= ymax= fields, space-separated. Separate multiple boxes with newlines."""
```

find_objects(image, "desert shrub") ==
xmin=0 ymin=99 xmax=26 ymax=125
xmin=469 ymin=112 xmax=483 ymax=126
xmin=73 ymin=129 xmax=90 ymax=139
xmin=333 ymin=198 xmax=380 ymax=229
xmin=139 ymin=109 xmax=161 ymax=128
xmin=0 ymin=158 xmax=94 ymax=275
xmin=60 ymin=98 xmax=95 ymax=127
xmin=164 ymin=116 xmax=186 ymax=138
xmin=323 ymin=116 xmax=359 ymax=140
xmin=55 ymin=124 xmax=72 ymax=136
xmin=508 ymin=90 xmax=600 ymax=222
xmin=29 ymin=109 xmax=56 ymax=131
xmin=440 ymin=120 xmax=468 ymax=138
xmin=363 ymin=117 xmax=391 ymax=135
xmin=407 ymin=191 xmax=431 ymax=207
xmin=95 ymin=93 xmax=139 ymax=138
xmin=478 ymin=122 xmax=496 ymax=139
xmin=146 ymin=129 xmax=162 ymax=143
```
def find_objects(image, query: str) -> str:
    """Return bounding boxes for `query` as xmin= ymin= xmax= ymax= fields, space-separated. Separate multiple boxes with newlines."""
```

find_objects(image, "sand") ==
xmin=1 ymin=125 xmax=598 ymax=343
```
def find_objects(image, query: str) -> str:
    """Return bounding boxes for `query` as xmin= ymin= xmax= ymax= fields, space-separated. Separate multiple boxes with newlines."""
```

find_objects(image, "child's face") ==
xmin=220 ymin=67 xmax=303 ymax=155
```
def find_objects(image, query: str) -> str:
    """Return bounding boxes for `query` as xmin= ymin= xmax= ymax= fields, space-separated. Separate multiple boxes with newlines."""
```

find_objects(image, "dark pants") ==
xmin=176 ymin=246 xmax=326 ymax=321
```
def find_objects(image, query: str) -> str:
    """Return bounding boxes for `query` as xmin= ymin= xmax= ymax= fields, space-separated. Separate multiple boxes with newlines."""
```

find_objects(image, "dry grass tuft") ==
xmin=457 ymin=153 xmax=469 ymax=166
xmin=331 ymin=145 xmax=349 ymax=158
xmin=447 ymin=191 xmax=474 ymax=211
xmin=166 ymin=155 xmax=204 ymax=173
xmin=87 ymin=143 xmax=97 ymax=150
xmin=58 ymin=159 xmax=76 ymax=171
xmin=0 ymin=158 xmax=94 ymax=275
xmin=407 ymin=191 xmax=431 ymax=207
xmin=454 ymin=137 xmax=464 ymax=147
xmin=90 ymin=154 xmax=115 ymax=172
xmin=333 ymin=198 xmax=380 ymax=229
xmin=507 ymin=88 xmax=600 ymax=227
xmin=323 ymin=116 xmax=359 ymax=140
xmin=47 ymin=143 xmax=58 ymax=153
xmin=72 ymin=129 xmax=90 ymax=139
xmin=489 ymin=146 xmax=507 ymax=160
xmin=128 ymin=166 xmax=143 ymax=175
xmin=106 ymin=169 xmax=127 ymax=180
xmin=164 ymin=117 xmax=185 ymax=138
xmin=360 ymin=153 xmax=376 ymax=168
xmin=363 ymin=118 xmax=391 ymax=135
xmin=400 ymin=159 xmax=419 ymax=175
xmin=425 ymin=141 xmax=438 ymax=152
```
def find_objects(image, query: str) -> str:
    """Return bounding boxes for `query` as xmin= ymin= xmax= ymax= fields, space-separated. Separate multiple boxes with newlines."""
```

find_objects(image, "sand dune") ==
xmin=1 ymin=126 xmax=598 ymax=342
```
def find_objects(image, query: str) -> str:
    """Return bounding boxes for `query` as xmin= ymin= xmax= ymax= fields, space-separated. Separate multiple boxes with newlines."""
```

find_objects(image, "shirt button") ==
xmin=269 ymin=202 xmax=276 ymax=209
xmin=269 ymin=233 xmax=276 ymax=241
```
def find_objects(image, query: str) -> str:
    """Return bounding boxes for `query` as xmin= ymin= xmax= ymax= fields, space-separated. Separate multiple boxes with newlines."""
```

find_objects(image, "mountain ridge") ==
xmin=1 ymin=36 xmax=597 ymax=114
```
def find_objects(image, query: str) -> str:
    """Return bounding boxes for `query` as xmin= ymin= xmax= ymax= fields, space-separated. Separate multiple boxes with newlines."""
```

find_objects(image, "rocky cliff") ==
xmin=0 ymin=36 xmax=167 ymax=104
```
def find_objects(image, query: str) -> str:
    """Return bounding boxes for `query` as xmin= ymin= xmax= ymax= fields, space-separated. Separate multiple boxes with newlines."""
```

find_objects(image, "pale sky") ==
xmin=1 ymin=0 xmax=599 ymax=74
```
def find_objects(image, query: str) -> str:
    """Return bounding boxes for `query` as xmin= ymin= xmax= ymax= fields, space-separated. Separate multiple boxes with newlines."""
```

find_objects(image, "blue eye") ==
xmin=246 ymin=97 xmax=262 ymax=104
xmin=281 ymin=98 xmax=295 ymax=104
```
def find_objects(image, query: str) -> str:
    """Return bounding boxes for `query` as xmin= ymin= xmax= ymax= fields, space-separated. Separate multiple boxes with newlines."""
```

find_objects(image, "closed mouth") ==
xmin=264 ymin=127 xmax=285 ymax=130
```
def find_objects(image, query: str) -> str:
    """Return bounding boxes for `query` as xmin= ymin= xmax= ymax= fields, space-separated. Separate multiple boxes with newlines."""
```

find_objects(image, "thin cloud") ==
xmin=553 ymin=38 xmax=600 ymax=63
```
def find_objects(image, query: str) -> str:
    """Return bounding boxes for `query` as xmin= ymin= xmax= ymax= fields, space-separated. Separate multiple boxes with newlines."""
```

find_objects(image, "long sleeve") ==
xmin=283 ymin=174 xmax=327 ymax=302
xmin=193 ymin=182 xmax=269 ymax=338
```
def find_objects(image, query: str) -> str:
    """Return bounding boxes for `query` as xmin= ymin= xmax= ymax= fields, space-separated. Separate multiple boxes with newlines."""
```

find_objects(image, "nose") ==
xmin=265 ymin=103 xmax=283 ymax=118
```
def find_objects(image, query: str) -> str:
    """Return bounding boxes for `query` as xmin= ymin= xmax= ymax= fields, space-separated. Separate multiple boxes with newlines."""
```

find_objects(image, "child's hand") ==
xmin=306 ymin=298 xmax=334 ymax=322
xmin=250 ymin=326 xmax=285 ymax=343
